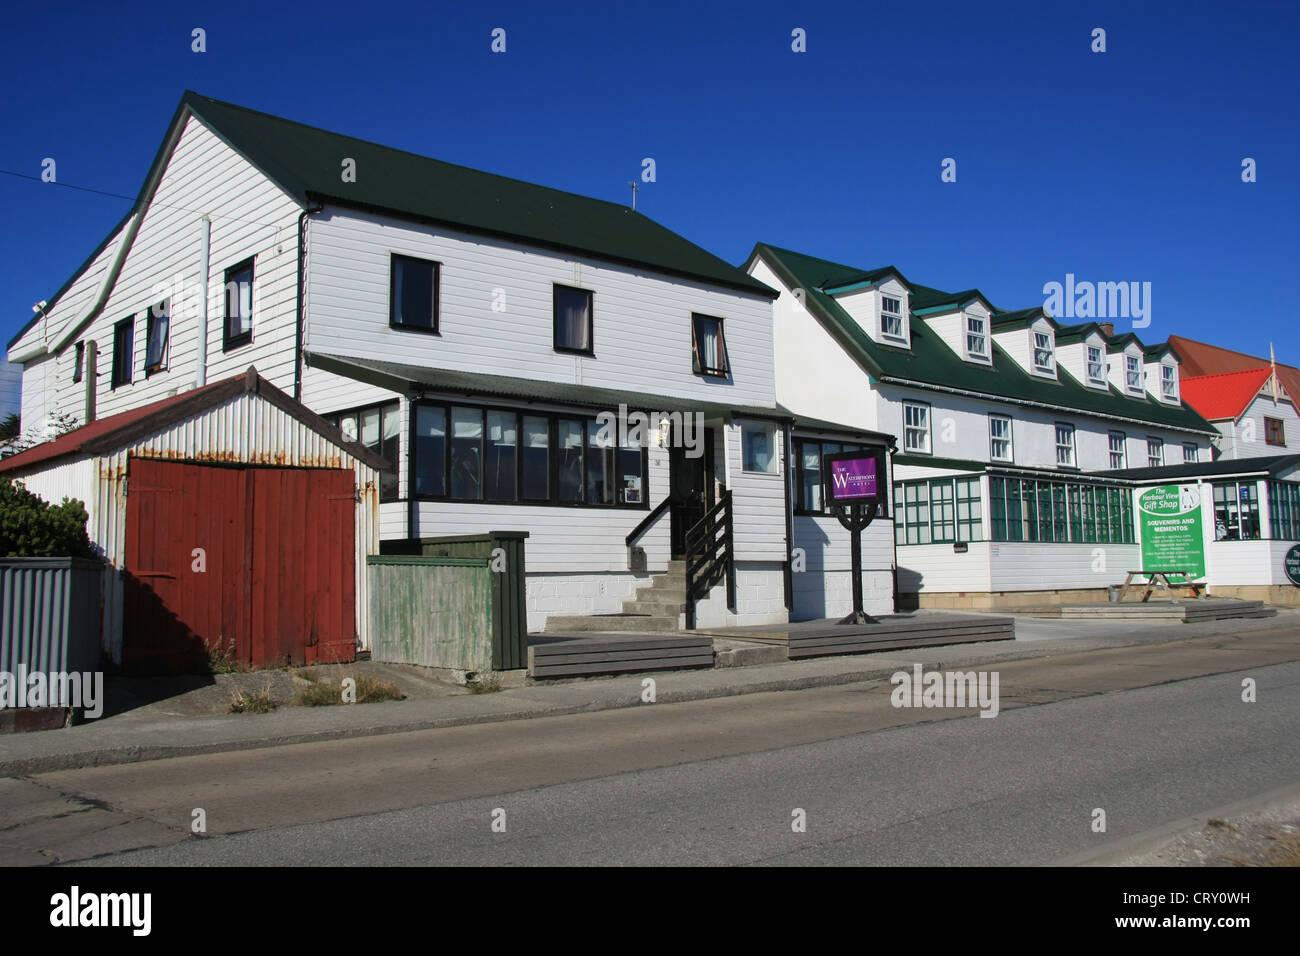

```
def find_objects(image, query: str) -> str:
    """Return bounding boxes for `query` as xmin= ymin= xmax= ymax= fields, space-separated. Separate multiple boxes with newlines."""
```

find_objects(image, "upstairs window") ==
xmin=989 ymin=414 xmax=1013 ymax=462
xmin=554 ymin=285 xmax=594 ymax=354
xmin=1160 ymin=363 xmax=1178 ymax=400
xmin=1108 ymin=431 xmax=1127 ymax=469
xmin=1055 ymin=423 xmax=1076 ymax=467
xmin=1032 ymin=331 xmax=1054 ymax=373
xmin=145 ymin=299 xmax=170 ymax=375
xmin=1147 ymin=437 xmax=1164 ymax=467
xmin=880 ymin=295 xmax=904 ymax=341
xmin=73 ymin=342 xmax=85 ymax=384
xmin=1265 ymin=416 xmax=1286 ymax=446
xmin=903 ymin=401 xmax=931 ymax=454
xmin=1125 ymin=355 xmax=1142 ymax=393
xmin=224 ymin=259 xmax=254 ymax=350
xmin=1086 ymin=345 xmax=1105 ymax=386
xmin=111 ymin=316 xmax=133 ymax=389
xmin=1183 ymin=442 xmax=1198 ymax=463
xmin=389 ymin=254 xmax=439 ymax=333
xmin=691 ymin=313 xmax=730 ymax=376
xmin=966 ymin=314 xmax=988 ymax=359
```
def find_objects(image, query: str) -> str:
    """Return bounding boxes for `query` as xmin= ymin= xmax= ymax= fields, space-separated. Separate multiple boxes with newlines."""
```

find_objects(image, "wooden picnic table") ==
xmin=1117 ymin=570 xmax=1206 ymax=603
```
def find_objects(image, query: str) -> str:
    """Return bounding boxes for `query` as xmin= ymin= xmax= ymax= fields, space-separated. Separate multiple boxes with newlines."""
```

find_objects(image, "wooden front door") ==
xmin=669 ymin=427 xmax=715 ymax=557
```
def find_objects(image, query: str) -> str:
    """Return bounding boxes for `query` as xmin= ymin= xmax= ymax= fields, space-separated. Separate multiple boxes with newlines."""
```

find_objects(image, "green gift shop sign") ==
xmin=1137 ymin=485 xmax=1206 ymax=580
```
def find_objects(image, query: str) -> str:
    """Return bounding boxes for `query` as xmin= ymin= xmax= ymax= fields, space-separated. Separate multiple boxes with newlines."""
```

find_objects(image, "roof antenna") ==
xmin=627 ymin=180 xmax=638 ymax=211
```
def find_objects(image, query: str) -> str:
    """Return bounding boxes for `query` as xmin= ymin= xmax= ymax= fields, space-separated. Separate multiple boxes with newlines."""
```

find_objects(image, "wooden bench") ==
xmin=1117 ymin=570 xmax=1206 ymax=603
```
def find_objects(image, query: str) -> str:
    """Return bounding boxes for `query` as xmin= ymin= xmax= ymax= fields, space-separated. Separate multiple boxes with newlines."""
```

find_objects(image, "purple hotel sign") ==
xmin=826 ymin=453 xmax=882 ymax=504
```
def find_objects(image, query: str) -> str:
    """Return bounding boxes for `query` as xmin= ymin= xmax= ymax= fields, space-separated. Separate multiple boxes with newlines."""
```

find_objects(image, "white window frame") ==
xmin=1086 ymin=345 xmax=1105 ymax=386
xmin=1125 ymin=354 xmax=1143 ymax=393
xmin=903 ymin=401 xmax=931 ymax=454
xmin=1032 ymin=330 xmax=1055 ymax=374
xmin=1161 ymin=363 xmax=1178 ymax=401
xmin=1182 ymin=442 xmax=1198 ymax=463
xmin=988 ymin=414 xmax=1013 ymax=462
xmin=880 ymin=295 xmax=905 ymax=342
xmin=966 ymin=313 xmax=988 ymax=360
xmin=1055 ymin=423 xmax=1076 ymax=467
xmin=1147 ymin=437 xmax=1164 ymax=467
xmin=1108 ymin=431 xmax=1127 ymax=469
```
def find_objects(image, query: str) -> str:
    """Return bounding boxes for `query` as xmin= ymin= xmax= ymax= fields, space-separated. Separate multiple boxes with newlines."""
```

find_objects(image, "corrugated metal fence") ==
xmin=0 ymin=558 xmax=103 ymax=705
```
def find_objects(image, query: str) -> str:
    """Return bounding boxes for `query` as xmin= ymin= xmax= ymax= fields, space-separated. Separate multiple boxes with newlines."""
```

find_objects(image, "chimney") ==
xmin=1099 ymin=322 xmax=1115 ymax=337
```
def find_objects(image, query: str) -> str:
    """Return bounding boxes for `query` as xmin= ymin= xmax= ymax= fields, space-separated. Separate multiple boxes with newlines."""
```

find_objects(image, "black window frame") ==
xmin=145 ymin=299 xmax=170 ymax=376
xmin=389 ymin=253 xmax=441 ymax=335
xmin=223 ymin=257 xmax=255 ymax=351
xmin=792 ymin=437 xmax=873 ymax=515
xmin=691 ymin=313 xmax=730 ymax=377
xmin=110 ymin=316 xmax=134 ymax=390
xmin=73 ymin=342 xmax=85 ymax=384
xmin=409 ymin=398 xmax=649 ymax=510
xmin=553 ymin=284 xmax=595 ymax=356
xmin=326 ymin=401 xmax=402 ymax=503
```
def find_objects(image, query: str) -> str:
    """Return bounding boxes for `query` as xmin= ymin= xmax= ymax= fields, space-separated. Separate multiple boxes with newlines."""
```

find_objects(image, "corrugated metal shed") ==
xmin=0 ymin=368 xmax=383 ymax=664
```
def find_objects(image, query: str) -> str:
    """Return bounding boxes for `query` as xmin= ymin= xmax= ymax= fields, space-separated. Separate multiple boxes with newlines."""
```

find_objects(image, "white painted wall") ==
xmin=304 ymin=206 xmax=776 ymax=408
xmin=1057 ymin=333 xmax=1110 ymax=392
xmin=792 ymin=516 xmax=893 ymax=618
xmin=1221 ymin=392 xmax=1300 ymax=458
xmin=21 ymin=115 xmax=303 ymax=429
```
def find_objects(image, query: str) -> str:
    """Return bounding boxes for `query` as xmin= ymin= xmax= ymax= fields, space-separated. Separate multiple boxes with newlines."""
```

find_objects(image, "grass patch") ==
xmin=204 ymin=638 xmax=249 ymax=675
xmin=229 ymin=685 xmax=276 ymax=714
xmin=292 ymin=673 xmax=404 ymax=707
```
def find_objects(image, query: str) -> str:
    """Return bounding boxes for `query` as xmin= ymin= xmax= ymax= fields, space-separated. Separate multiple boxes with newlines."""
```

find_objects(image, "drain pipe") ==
xmin=195 ymin=217 xmax=211 ymax=388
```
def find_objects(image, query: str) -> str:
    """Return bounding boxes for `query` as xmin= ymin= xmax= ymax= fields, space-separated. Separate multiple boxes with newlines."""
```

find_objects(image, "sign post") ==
xmin=824 ymin=448 xmax=888 ymax=625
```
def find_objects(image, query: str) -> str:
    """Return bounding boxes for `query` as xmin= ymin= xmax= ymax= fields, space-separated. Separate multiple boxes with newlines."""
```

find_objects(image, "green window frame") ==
xmin=1269 ymin=480 xmax=1300 ymax=540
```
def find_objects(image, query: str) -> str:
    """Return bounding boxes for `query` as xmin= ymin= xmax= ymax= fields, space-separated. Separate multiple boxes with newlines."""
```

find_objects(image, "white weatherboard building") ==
xmin=745 ymin=243 xmax=1227 ymax=608
xmin=8 ymin=92 xmax=878 ymax=634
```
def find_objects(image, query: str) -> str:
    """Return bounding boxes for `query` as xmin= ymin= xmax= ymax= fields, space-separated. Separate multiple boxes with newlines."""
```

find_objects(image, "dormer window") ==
xmin=1160 ymin=364 xmax=1177 ymax=400
xmin=965 ymin=314 xmax=988 ymax=359
xmin=1125 ymin=355 xmax=1142 ymax=393
xmin=880 ymin=295 xmax=905 ymax=341
xmin=1032 ymin=331 xmax=1054 ymax=373
xmin=1086 ymin=345 xmax=1105 ymax=386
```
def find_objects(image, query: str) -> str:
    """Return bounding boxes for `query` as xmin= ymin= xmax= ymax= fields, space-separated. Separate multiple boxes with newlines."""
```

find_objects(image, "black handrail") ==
xmin=625 ymin=496 xmax=672 ymax=549
xmin=684 ymin=490 xmax=735 ymax=629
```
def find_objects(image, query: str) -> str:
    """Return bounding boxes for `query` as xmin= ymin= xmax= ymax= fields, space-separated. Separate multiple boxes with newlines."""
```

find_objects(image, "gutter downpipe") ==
xmin=195 ymin=217 xmax=210 ymax=388
xmin=295 ymin=203 xmax=322 ymax=403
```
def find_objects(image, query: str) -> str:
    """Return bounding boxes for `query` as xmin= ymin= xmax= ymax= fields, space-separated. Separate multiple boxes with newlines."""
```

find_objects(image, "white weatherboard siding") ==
xmin=304 ymin=207 xmax=776 ymax=408
xmin=1057 ymin=334 xmax=1110 ymax=392
xmin=19 ymin=354 xmax=56 ymax=436
xmin=0 ymin=360 xmax=20 ymax=418
xmin=989 ymin=542 xmax=1135 ymax=591
xmin=47 ymin=117 xmax=302 ymax=422
xmin=1228 ymin=393 xmax=1299 ymax=457
xmin=896 ymin=543 xmax=993 ymax=593
xmin=881 ymin=385 xmax=1202 ymax=472
xmin=792 ymin=516 xmax=894 ymax=618
xmin=727 ymin=420 xmax=788 ymax=562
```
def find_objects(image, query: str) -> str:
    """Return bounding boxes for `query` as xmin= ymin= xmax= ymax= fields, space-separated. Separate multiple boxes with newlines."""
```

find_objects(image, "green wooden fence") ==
xmin=372 ymin=531 xmax=529 ymax=671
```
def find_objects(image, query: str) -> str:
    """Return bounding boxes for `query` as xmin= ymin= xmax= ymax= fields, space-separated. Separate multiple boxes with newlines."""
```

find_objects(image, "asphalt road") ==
xmin=4 ymin=630 xmax=1298 ymax=866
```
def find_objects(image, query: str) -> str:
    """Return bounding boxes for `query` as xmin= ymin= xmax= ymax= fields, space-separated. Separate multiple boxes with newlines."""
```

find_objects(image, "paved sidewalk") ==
xmin=1 ymin=611 xmax=1295 ymax=776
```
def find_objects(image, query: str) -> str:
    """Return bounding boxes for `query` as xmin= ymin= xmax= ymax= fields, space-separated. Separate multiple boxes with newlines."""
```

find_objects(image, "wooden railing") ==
xmin=684 ymin=490 xmax=735 ymax=629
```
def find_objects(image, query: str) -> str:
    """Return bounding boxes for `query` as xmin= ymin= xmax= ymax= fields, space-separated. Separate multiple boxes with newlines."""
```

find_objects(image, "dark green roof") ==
xmin=991 ymin=306 xmax=1052 ymax=330
xmin=748 ymin=243 xmax=1217 ymax=436
xmin=1092 ymin=454 xmax=1300 ymax=483
xmin=910 ymin=284 xmax=986 ymax=312
xmin=1055 ymin=322 xmax=1102 ymax=344
xmin=306 ymin=352 xmax=781 ymax=421
xmin=1106 ymin=332 xmax=1145 ymax=353
xmin=820 ymin=265 xmax=902 ymax=292
xmin=183 ymin=93 xmax=773 ymax=298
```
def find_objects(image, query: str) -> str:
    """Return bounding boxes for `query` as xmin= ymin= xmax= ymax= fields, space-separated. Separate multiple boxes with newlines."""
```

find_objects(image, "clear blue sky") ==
xmin=2 ymin=0 xmax=1296 ymax=359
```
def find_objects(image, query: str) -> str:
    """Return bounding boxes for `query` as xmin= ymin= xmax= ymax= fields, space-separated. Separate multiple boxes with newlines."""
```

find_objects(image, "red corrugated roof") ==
xmin=0 ymin=377 xmax=237 ymax=474
xmin=1168 ymin=335 xmax=1300 ymax=410
xmin=1180 ymin=367 xmax=1274 ymax=421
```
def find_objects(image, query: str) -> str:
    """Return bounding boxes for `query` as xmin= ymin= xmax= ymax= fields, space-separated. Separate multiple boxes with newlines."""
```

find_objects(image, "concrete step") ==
xmin=544 ymin=614 xmax=683 ymax=633
xmin=644 ymin=572 xmax=686 ymax=588
xmin=628 ymin=588 xmax=687 ymax=606
xmin=622 ymin=601 xmax=686 ymax=616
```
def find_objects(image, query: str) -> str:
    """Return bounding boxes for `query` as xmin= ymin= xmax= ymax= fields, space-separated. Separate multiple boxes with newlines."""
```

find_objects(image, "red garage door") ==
xmin=124 ymin=458 xmax=356 ymax=673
